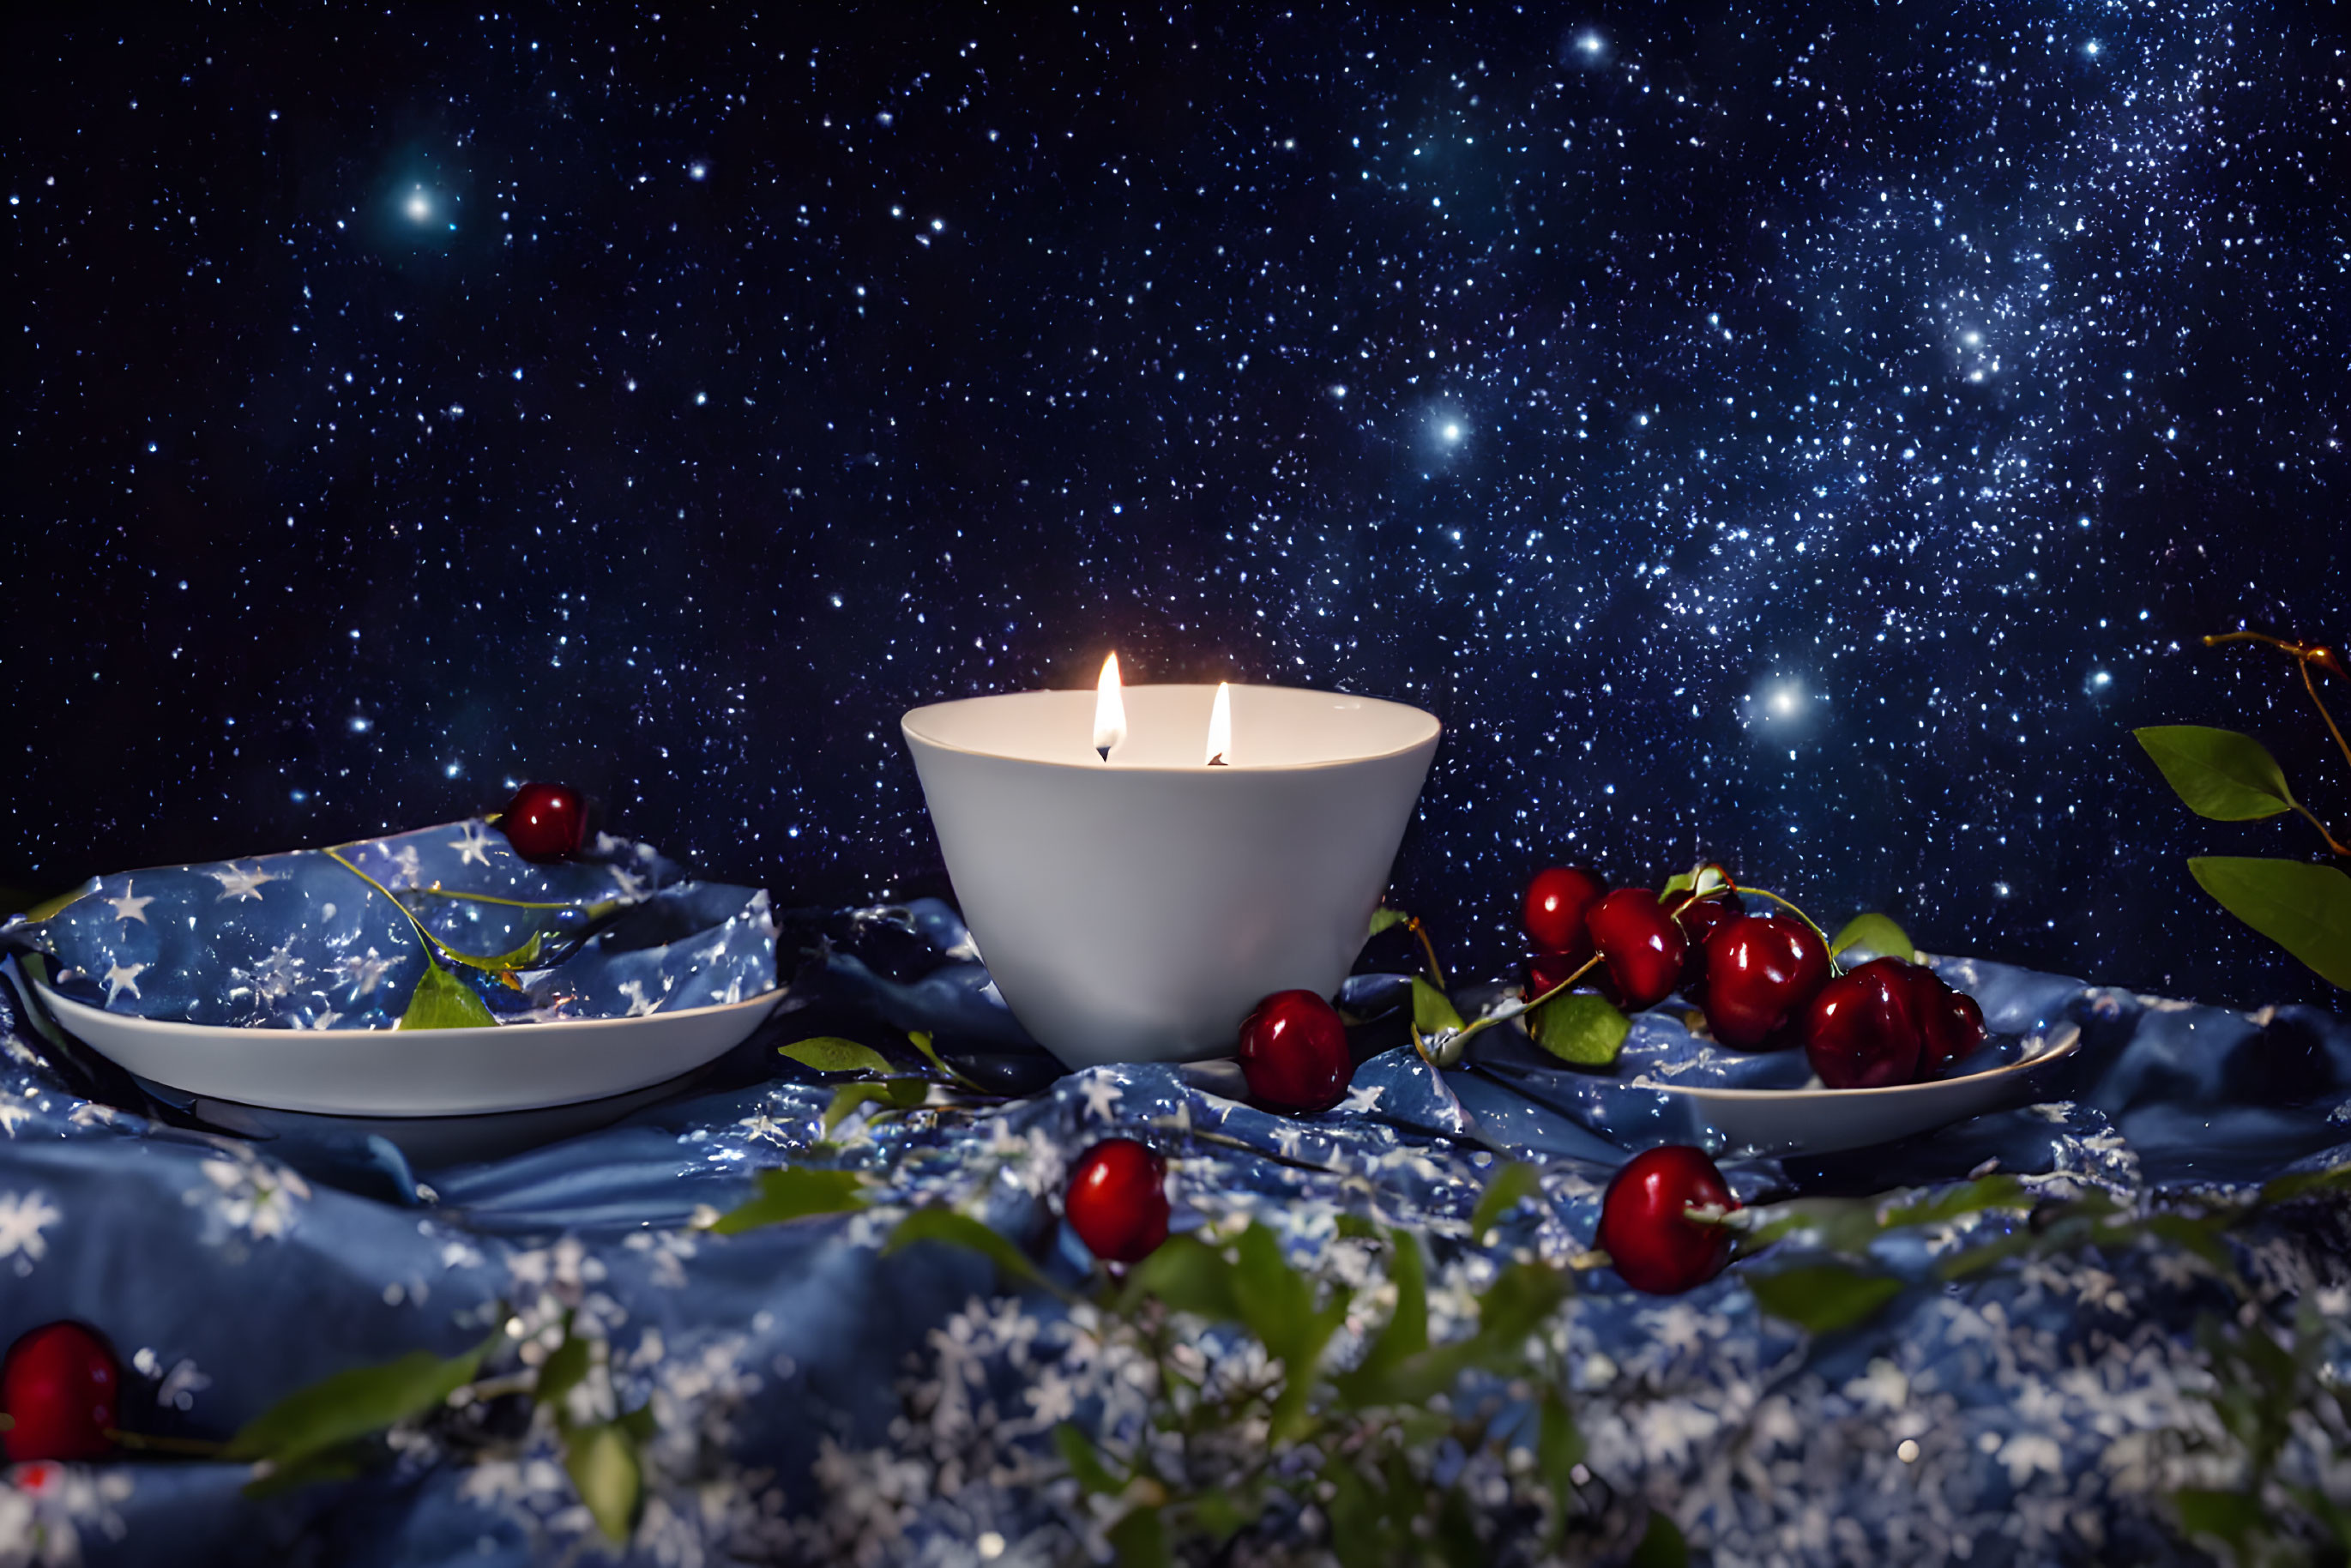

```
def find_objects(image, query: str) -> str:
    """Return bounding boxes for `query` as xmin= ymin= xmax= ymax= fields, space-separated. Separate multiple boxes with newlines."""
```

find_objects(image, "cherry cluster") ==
xmin=1522 ymin=863 xmax=1985 ymax=1089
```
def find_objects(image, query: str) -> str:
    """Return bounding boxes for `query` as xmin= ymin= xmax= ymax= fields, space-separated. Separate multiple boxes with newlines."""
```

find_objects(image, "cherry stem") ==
xmin=1444 ymin=889 xmax=1715 ymax=1052
xmin=1733 ymin=886 xmax=1839 ymax=956
xmin=322 ymin=847 xmax=480 ymax=972
xmin=1405 ymin=916 xmax=1448 ymax=990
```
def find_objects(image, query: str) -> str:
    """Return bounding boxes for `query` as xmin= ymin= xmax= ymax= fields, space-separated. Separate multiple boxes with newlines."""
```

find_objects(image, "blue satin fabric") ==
xmin=0 ymin=899 xmax=2345 ymax=1565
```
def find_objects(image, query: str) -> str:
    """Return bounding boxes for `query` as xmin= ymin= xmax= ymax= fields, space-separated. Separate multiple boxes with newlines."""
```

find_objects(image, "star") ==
xmin=208 ymin=862 xmax=278 ymax=902
xmin=103 ymin=962 xmax=148 ymax=1004
xmin=337 ymin=948 xmax=395 ymax=998
xmin=617 ymin=979 xmax=661 ymax=1016
xmin=1077 ymin=1073 xmax=1124 ymax=1123
xmin=449 ymin=822 xmax=495 ymax=867
xmin=106 ymin=880 xmax=154 ymax=924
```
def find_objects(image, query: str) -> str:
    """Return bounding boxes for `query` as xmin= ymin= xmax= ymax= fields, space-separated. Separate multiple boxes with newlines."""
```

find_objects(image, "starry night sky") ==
xmin=8 ymin=4 xmax=2348 ymax=1010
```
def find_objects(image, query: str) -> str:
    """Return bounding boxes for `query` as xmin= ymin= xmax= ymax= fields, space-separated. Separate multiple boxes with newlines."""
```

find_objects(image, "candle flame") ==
xmin=1093 ymin=654 xmax=1127 ymax=760
xmin=1205 ymin=681 xmax=1232 ymax=766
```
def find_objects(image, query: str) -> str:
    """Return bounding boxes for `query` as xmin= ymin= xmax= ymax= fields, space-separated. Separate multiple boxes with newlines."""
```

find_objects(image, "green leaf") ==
xmin=1469 ymin=1162 xmax=1544 ymax=1244
xmin=704 ymin=1167 xmax=869 ymax=1234
xmin=1369 ymin=906 xmax=1412 ymax=938
xmin=534 ymin=1315 xmax=591 ymax=1420
xmin=617 ymin=1401 xmax=657 ymax=1445
xmin=225 ymin=1338 xmax=490 ymax=1468
xmin=1628 ymin=1508 xmax=1690 ymax=1568
xmin=1334 ymin=1231 xmax=1428 ymax=1407
xmin=2257 ymin=1161 xmax=2351 ymax=1208
xmin=2135 ymin=726 xmax=2297 ymax=820
xmin=1525 ymin=992 xmax=1631 ymax=1066
xmin=1873 ymin=1174 xmax=2035 ymax=1233
xmin=1228 ymin=1225 xmax=1347 ymax=1438
xmin=437 ymin=929 xmax=546 ymax=976
xmin=1189 ymin=1487 xmax=1253 ymax=1546
xmin=1746 ymin=1263 xmax=1904 ymax=1335
xmin=396 ymin=959 xmax=497 ymax=1031
xmin=1659 ymin=864 xmax=1730 ymax=902
xmin=564 ymin=1421 xmax=642 ymax=1544
xmin=20 ymin=884 xmax=91 ymax=923
xmin=1535 ymin=1389 xmax=1583 ymax=1515
xmin=1106 ymin=1505 xmax=1169 ymax=1568
xmin=1053 ymin=1421 xmax=1121 ymax=1494
xmin=1120 ymin=1233 xmax=1240 ymax=1319
xmin=778 ymin=1036 xmax=895 ymax=1076
xmin=903 ymin=1029 xmax=968 ymax=1084
xmin=1828 ymin=912 xmax=1914 ymax=963
xmin=2173 ymin=1487 xmax=2265 ymax=1549
xmin=1410 ymin=976 xmax=1466 ymax=1035
xmin=2188 ymin=856 xmax=2351 ymax=988
xmin=820 ymin=1077 xmax=931 ymax=1136
xmin=239 ymin=1438 xmax=377 ymax=1499
xmin=1468 ymin=1260 xmax=1571 ymax=1355
xmin=883 ymin=1207 xmax=1054 ymax=1294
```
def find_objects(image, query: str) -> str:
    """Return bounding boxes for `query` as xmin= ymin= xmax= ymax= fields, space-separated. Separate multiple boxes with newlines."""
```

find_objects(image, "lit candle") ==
xmin=901 ymin=675 xmax=1441 ymax=1066
xmin=1093 ymin=653 xmax=1127 ymax=761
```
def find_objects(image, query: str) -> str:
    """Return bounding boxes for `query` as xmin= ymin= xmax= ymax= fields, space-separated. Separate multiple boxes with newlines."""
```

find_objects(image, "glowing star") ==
xmin=107 ymin=881 xmax=154 ymax=924
xmin=1442 ymin=422 xmax=1462 ymax=443
xmin=405 ymin=190 xmax=431 ymax=221
xmin=208 ymin=862 xmax=279 ymax=902
xmin=102 ymin=962 xmax=148 ymax=1004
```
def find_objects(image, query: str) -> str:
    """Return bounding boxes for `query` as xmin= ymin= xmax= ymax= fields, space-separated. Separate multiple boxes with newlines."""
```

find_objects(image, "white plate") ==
xmin=33 ymin=981 xmax=786 ymax=1117
xmin=1647 ymin=1020 xmax=2086 ymax=1156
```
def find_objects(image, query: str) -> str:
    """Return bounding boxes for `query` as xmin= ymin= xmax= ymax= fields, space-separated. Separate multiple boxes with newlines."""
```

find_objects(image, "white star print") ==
xmin=336 ymin=948 xmax=395 ymax=998
xmin=617 ymin=979 xmax=661 ymax=1017
xmin=102 ymin=962 xmax=148 ymax=1004
xmin=208 ymin=862 xmax=278 ymax=902
xmin=449 ymin=822 xmax=495 ymax=867
xmin=106 ymin=880 xmax=154 ymax=924
xmin=1078 ymin=1073 xmax=1124 ymax=1123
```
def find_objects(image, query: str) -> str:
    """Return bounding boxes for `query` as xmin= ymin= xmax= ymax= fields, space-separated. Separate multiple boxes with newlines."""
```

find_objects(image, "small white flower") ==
xmin=0 ymin=1189 xmax=63 ymax=1262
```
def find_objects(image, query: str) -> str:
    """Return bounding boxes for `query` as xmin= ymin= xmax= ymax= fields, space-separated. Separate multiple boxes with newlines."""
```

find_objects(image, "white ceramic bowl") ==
xmin=903 ymin=683 xmax=1440 ymax=1069
xmin=1645 ymin=1019 xmax=2086 ymax=1156
xmin=33 ymin=981 xmax=783 ymax=1117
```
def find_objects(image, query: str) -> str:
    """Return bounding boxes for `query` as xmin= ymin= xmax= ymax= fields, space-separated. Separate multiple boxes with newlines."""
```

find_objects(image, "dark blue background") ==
xmin=9 ymin=3 xmax=2347 ymax=1009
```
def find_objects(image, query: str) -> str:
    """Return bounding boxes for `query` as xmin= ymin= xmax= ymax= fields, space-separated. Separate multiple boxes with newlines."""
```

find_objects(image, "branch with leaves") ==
xmin=2137 ymin=630 xmax=2351 ymax=989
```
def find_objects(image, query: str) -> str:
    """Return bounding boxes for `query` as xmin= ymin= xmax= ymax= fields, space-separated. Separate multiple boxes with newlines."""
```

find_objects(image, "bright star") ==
xmin=404 ymin=190 xmax=431 ymax=221
xmin=1443 ymin=423 xmax=1462 ymax=442
xmin=688 ymin=162 xmax=708 ymax=180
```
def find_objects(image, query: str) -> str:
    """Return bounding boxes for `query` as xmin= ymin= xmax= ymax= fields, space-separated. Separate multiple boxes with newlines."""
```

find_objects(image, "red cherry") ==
xmin=1673 ymin=890 xmax=1746 ymax=994
xmin=1585 ymin=888 xmax=1688 ymax=1011
xmin=1064 ymin=1138 xmax=1171 ymax=1263
xmin=3 ymin=1323 xmax=120 ymax=1462
xmin=498 ymin=782 xmax=589 ymax=863
xmin=1596 ymin=1146 xmax=1739 ymax=1294
xmin=1236 ymin=990 xmax=1353 ymax=1113
xmin=1522 ymin=866 xmax=1607 ymax=956
xmin=1802 ymin=957 xmax=1926 ymax=1089
xmin=1908 ymin=969 xmax=1986 ymax=1077
xmin=1700 ymin=914 xmax=1831 ymax=1050
xmin=1526 ymin=949 xmax=1587 ymax=999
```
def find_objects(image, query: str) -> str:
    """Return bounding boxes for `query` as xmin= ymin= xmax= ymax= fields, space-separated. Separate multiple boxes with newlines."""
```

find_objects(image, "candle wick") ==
xmin=1207 ymin=754 xmax=1227 ymax=767
xmin=1096 ymin=745 xmax=1112 ymax=763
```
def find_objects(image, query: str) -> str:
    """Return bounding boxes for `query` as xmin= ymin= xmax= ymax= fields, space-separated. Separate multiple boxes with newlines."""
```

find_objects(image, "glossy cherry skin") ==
xmin=1802 ymin=957 xmax=1925 ymax=1089
xmin=498 ymin=781 xmax=589 ymax=863
xmin=1522 ymin=866 xmax=1607 ymax=956
xmin=2 ymin=1322 xmax=120 ymax=1462
xmin=1907 ymin=968 xmax=1986 ymax=1076
xmin=1596 ymin=1146 xmax=1739 ymax=1294
xmin=1236 ymin=990 xmax=1353 ymax=1113
xmin=1585 ymin=888 xmax=1689 ymax=1011
xmin=1526 ymin=948 xmax=1587 ymax=1000
xmin=1064 ymin=1139 xmax=1171 ymax=1263
xmin=1700 ymin=914 xmax=1832 ymax=1050
xmin=1673 ymin=890 xmax=1746 ymax=995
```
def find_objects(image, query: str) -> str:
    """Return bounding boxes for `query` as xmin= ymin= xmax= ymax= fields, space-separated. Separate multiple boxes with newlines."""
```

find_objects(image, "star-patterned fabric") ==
xmin=0 ymin=902 xmax=2347 ymax=1565
xmin=0 ymin=823 xmax=777 ymax=1028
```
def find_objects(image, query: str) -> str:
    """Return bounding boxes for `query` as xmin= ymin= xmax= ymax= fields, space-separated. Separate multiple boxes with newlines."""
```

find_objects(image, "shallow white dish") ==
xmin=1645 ymin=1020 xmax=2086 ymax=1157
xmin=33 ymin=981 xmax=785 ymax=1117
